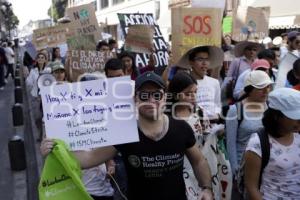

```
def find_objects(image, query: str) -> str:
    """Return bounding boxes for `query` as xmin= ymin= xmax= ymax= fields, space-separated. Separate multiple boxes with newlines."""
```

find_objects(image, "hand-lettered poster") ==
xmin=65 ymin=50 xmax=113 ymax=82
xmin=40 ymin=76 xmax=139 ymax=150
xmin=118 ymin=13 xmax=169 ymax=71
xmin=171 ymin=7 xmax=223 ymax=64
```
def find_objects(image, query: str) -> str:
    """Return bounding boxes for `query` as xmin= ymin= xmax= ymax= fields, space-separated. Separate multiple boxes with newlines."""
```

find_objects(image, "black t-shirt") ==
xmin=114 ymin=116 xmax=196 ymax=200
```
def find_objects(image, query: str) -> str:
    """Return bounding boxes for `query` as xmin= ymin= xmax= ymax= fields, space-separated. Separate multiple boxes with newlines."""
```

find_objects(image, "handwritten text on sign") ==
xmin=118 ymin=13 xmax=169 ymax=69
xmin=171 ymin=7 xmax=222 ymax=64
xmin=66 ymin=3 xmax=102 ymax=42
xmin=40 ymin=76 xmax=139 ymax=150
xmin=66 ymin=50 xmax=113 ymax=82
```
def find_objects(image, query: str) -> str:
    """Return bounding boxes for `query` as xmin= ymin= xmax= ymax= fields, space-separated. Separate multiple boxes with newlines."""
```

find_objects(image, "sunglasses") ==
xmin=137 ymin=91 xmax=164 ymax=102
xmin=194 ymin=57 xmax=209 ymax=62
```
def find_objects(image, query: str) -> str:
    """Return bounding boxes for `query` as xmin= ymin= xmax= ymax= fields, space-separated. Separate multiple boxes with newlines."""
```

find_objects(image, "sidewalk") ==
xmin=0 ymin=77 xmax=27 ymax=200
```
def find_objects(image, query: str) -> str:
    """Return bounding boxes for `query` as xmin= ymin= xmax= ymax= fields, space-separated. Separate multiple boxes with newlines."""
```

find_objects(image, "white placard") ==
xmin=275 ymin=52 xmax=298 ymax=89
xmin=40 ymin=76 xmax=139 ymax=150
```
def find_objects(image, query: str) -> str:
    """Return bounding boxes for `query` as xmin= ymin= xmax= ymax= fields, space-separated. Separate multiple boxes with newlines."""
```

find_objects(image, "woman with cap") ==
xmin=244 ymin=88 xmax=300 ymax=200
xmin=226 ymin=71 xmax=273 ymax=178
xmin=233 ymin=59 xmax=271 ymax=100
xmin=51 ymin=61 xmax=66 ymax=83
xmin=280 ymin=31 xmax=300 ymax=59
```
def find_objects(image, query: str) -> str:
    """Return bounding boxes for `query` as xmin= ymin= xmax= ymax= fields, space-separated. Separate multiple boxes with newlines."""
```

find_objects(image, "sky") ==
xmin=8 ymin=0 xmax=52 ymax=28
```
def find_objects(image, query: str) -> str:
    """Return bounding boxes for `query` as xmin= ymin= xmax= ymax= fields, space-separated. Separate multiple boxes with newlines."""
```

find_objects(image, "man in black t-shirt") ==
xmin=41 ymin=72 xmax=213 ymax=200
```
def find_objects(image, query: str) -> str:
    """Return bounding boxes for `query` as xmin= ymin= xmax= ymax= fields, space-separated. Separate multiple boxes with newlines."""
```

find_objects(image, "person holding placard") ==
xmin=41 ymin=72 xmax=213 ymax=200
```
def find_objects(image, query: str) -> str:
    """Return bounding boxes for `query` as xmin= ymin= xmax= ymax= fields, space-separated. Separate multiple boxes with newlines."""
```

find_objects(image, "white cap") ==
xmin=244 ymin=70 xmax=273 ymax=89
xmin=268 ymin=88 xmax=300 ymax=120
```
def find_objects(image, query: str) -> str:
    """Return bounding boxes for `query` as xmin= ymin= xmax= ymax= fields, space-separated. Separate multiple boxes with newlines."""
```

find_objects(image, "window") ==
xmin=112 ymin=0 xmax=124 ymax=5
xmin=100 ymin=0 xmax=109 ymax=9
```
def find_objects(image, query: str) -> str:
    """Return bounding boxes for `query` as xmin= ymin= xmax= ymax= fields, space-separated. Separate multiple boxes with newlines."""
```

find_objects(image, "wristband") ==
xmin=201 ymin=185 xmax=213 ymax=191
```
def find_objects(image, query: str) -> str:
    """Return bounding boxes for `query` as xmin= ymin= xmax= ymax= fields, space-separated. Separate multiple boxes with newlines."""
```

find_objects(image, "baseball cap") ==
xmin=288 ymin=31 xmax=300 ymax=40
xmin=268 ymin=88 xmax=300 ymax=120
xmin=244 ymin=70 xmax=273 ymax=89
xmin=251 ymin=59 xmax=270 ymax=70
xmin=135 ymin=72 xmax=166 ymax=91
xmin=51 ymin=61 xmax=65 ymax=72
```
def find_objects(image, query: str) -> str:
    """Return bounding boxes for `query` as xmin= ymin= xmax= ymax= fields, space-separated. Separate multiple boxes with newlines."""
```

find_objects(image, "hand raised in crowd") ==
xmin=40 ymin=138 xmax=55 ymax=157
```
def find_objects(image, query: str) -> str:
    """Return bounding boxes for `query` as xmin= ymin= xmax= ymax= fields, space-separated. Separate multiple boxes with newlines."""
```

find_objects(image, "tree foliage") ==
xmin=47 ymin=0 xmax=68 ymax=23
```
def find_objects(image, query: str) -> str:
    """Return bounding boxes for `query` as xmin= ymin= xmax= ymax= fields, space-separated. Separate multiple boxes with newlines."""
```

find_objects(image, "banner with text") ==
xmin=232 ymin=6 xmax=270 ymax=42
xmin=66 ymin=50 xmax=113 ymax=82
xmin=118 ymin=13 xmax=169 ymax=69
xmin=171 ymin=7 xmax=222 ymax=64
xmin=40 ymin=76 xmax=139 ymax=150
xmin=124 ymin=25 xmax=154 ymax=54
xmin=66 ymin=3 xmax=102 ymax=42
xmin=33 ymin=25 xmax=69 ymax=50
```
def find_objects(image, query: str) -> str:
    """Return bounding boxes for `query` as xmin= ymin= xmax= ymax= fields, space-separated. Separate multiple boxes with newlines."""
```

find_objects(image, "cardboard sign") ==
xmin=125 ymin=25 xmax=154 ymax=54
xmin=275 ymin=52 xmax=298 ymax=89
xmin=118 ymin=13 xmax=169 ymax=70
xmin=66 ymin=3 xmax=102 ymax=42
xmin=232 ymin=6 xmax=270 ymax=42
xmin=40 ymin=76 xmax=139 ymax=150
xmin=191 ymin=0 xmax=226 ymax=14
xmin=67 ymin=34 xmax=96 ymax=51
xmin=65 ymin=50 xmax=113 ymax=82
xmin=33 ymin=25 xmax=69 ymax=50
xmin=171 ymin=7 xmax=222 ymax=64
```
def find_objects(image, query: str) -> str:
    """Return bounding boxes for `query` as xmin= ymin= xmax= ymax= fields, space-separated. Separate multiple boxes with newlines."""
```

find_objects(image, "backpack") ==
xmin=236 ymin=128 xmax=270 ymax=198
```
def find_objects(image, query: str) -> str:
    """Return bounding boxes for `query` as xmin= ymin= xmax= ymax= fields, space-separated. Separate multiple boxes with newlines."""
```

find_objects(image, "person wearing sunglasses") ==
xmin=41 ymin=72 xmax=213 ymax=200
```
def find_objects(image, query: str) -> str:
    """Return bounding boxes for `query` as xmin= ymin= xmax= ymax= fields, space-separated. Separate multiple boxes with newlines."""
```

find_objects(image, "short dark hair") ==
xmin=293 ymin=58 xmax=300 ymax=75
xmin=108 ymin=39 xmax=117 ymax=45
xmin=257 ymin=49 xmax=275 ymax=60
xmin=188 ymin=46 xmax=210 ymax=61
xmin=104 ymin=58 xmax=124 ymax=75
xmin=96 ymin=41 xmax=109 ymax=51
xmin=262 ymin=108 xmax=285 ymax=138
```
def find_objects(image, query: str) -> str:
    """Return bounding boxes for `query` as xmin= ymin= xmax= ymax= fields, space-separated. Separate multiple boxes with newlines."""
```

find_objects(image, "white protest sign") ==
xmin=275 ymin=52 xmax=298 ymax=89
xmin=40 ymin=76 xmax=139 ymax=150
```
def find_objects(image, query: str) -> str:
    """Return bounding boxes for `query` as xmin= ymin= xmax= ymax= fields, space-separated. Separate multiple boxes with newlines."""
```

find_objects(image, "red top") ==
xmin=293 ymin=84 xmax=300 ymax=91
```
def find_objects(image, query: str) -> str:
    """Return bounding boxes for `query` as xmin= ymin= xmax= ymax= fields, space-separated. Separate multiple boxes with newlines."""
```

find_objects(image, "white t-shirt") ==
xmin=246 ymin=133 xmax=300 ymax=200
xmin=196 ymin=76 xmax=221 ymax=119
xmin=5 ymin=47 xmax=15 ymax=64
xmin=82 ymin=164 xmax=114 ymax=197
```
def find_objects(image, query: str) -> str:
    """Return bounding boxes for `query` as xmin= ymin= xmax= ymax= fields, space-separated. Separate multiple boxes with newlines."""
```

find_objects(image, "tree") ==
xmin=47 ymin=0 xmax=68 ymax=23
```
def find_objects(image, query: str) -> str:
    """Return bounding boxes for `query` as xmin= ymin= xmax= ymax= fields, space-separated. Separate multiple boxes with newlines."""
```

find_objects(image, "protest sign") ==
xmin=66 ymin=50 xmax=113 ymax=82
xmin=184 ymin=133 xmax=232 ymax=200
xmin=33 ymin=25 xmax=69 ymax=50
xmin=232 ymin=6 xmax=270 ymax=42
xmin=171 ymin=7 xmax=222 ymax=64
xmin=66 ymin=3 xmax=102 ymax=42
xmin=67 ymin=34 xmax=96 ymax=50
xmin=275 ymin=52 xmax=298 ymax=90
xmin=40 ymin=76 xmax=139 ymax=150
xmin=118 ymin=13 xmax=169 ymax=70
xmin=124 ymin=25 xmax=154 ymax=54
